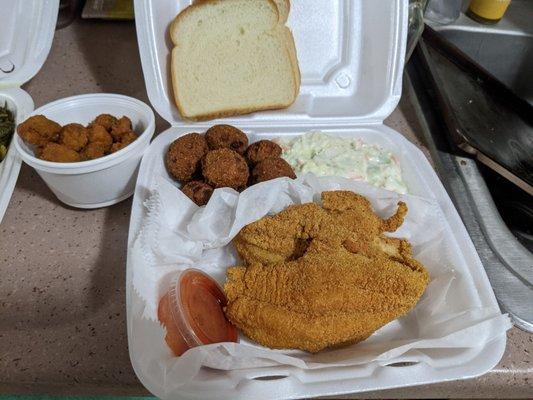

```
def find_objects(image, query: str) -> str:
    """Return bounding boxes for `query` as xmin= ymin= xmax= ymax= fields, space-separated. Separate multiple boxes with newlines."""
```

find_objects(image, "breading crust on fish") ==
xmin=225 ymin=191 xmax=429 ymax=352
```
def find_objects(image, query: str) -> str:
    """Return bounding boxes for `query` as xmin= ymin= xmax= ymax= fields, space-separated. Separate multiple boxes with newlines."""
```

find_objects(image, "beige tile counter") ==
xmin=0 ymin=19 xmax=531 ymax=398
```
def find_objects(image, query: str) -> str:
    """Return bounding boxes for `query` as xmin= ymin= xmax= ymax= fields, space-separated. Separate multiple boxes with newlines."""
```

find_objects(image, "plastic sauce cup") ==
xmin=158 ymin=269 xmax=238 ymax=356
xmin=14 ymin=93 xmax=155 ymax=208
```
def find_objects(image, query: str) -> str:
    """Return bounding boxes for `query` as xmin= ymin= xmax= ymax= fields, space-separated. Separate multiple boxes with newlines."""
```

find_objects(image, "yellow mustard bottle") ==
xmin=467 ymin=0 xmax=512 ymax=24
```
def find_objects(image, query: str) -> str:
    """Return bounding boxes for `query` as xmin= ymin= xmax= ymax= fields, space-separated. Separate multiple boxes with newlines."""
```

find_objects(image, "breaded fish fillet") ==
xmin=225 ymin=191 xmax=429 ymax=352
xmin=234 ymin=191 xmax=419 ymax=269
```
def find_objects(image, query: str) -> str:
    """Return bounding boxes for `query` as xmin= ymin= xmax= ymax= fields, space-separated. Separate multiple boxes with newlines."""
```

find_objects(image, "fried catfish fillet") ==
xmin=234 ymin=191 xmax=419 ymax=268
xmin=225 ymin=191 xmax=429 ymax=352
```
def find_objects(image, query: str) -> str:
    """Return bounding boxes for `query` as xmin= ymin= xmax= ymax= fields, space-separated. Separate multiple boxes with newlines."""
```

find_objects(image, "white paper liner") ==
xmin=130 ymin=173 xmax=511 ymax=392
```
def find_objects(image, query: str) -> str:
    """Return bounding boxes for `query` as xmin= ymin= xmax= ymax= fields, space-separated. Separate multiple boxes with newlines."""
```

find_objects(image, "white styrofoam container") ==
xmin=14 ymin=94 xmax=156 ymax=208
xmin=0 ymin=0 xmax=59 ymax=223
xmin=130 ymin=0 xmax=507 ymax=398
xmin=128 ymin=126 xmax=507 ymax=400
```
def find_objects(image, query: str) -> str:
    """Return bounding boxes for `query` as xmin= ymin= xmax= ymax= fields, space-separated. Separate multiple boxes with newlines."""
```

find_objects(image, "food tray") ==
xmin=126 ymin=127 xmax=506 ymax=400
xmin=130 ymin=0 xmax=507 ymax=398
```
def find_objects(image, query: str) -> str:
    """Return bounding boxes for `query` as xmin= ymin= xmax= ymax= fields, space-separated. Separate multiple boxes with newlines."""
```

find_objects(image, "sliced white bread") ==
xmin=170 ymin=0 xmax=300 ymax=121
xmin=192 ymin=0 xmax=299 ymax=85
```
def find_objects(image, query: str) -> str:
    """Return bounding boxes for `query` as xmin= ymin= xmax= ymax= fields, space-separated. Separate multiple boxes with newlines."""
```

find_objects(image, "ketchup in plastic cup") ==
xmin=157 ymin=269 xmax=238 ymax=356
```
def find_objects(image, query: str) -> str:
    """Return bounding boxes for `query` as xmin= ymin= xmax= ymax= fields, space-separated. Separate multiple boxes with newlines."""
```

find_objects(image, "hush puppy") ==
xmin=205 ymin=125 xmax=248 ymax=154
xmin=90 ymin=114 xmax=118 ymax=132
xmin=81 ymin=142 xmax=108 ymax=160
xmin=110 ymin=116 xmax=133 ymax=141
xmin=120 ymin=131 xmax=138 ymax=145
xmin=165 ymin=133 xmax=209 ymax=182
xmin=87 ymin=124 xmax=113 ymax=150
xmin=246 ymin=140 xmax=282 ymax=165
xmin=111 ymin=131 xmax=138 ymax=153
xmin=202 ymin=148 xmax=249 ymax=190
xmin=17 ymin=115 xmax=61 ymax=148
xmin=59 ymin=123 xmax=89 ymax=151
xmin=40 ymin=143 xmax=81 ymax=163
xmin=252 ymin=157 xmax=296 ymax=183
xmin=181 ymin=181 xmax=214 ymax=206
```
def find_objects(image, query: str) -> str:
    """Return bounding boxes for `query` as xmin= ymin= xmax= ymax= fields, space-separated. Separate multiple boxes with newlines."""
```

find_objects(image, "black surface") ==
xmin=480 ymin=164 xmax=533 ymax=252
xmin=407 ymin=40 xmax=532 ymax=254
xmin=421 ymin=28 xmax=533 ymax=189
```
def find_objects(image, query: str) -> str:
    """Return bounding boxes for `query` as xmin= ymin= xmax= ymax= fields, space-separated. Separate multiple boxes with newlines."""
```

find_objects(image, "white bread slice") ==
xmin=170 ymin=0 xmax=300 ymax=121
xmin=192 ymin=0 xmax=299 ymax=85
xmin=188 ymin=0 xmax=300 ymax=98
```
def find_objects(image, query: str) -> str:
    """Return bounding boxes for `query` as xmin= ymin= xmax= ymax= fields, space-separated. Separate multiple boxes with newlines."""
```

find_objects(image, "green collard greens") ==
xmin=0 ymin=103 xmax=15 ymax=161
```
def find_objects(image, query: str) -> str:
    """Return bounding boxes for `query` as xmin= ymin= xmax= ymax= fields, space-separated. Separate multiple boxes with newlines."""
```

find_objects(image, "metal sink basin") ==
xmin=429 ymin=0 xmax=533 ymax=105
xmin=407 ymin=4 xmax=533 ymax=332
xmin=405 ymin=62 xmax=533 ymax=333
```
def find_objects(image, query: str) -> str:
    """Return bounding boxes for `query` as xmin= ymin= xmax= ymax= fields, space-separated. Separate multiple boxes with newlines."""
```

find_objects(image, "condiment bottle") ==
xmin=158 ymin=269 xmax=238 ymax=356
xmin=467 ymin=0 xmax=512 ymax=24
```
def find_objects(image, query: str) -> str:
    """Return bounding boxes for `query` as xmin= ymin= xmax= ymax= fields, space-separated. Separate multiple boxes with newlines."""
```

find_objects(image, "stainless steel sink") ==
xmin=407 ymin=4 xmax=533 ymax=332
xmin=405 ymin=67 xmax=533 ymax=333
xmin=429 ymin=0 xmax=533 ymax=105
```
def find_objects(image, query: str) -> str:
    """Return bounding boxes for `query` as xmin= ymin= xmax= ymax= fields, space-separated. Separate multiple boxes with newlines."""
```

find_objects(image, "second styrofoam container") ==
xmin=0 ymin=0 xmax=59 ymax=223
xmin=14 ymin=93 xmax=155 ymax=208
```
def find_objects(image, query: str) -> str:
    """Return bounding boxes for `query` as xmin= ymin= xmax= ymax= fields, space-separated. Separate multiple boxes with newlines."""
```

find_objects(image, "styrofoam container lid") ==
xmin=134 ymin=0 xmax=408 ymax=127
xmin=0 ymin=0 xmax=59 ymax=88
xmin=0 ymin=0 xmax=59 ymax=224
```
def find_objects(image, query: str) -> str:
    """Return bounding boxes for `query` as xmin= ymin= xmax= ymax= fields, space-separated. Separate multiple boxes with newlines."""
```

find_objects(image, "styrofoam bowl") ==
xmin=14 ymin=93 xmax=155 ymax=208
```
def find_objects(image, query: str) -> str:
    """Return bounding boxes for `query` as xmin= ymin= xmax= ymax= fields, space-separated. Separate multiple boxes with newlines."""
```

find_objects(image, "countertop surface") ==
xmin=0 ymin=19 xmax=531 ymax=398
